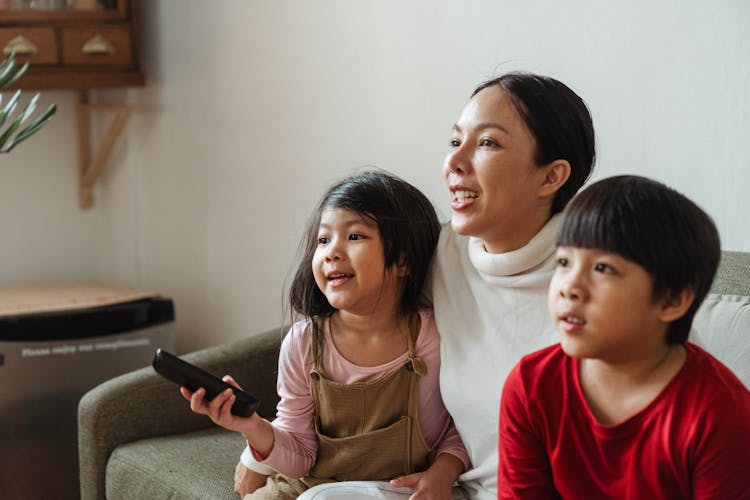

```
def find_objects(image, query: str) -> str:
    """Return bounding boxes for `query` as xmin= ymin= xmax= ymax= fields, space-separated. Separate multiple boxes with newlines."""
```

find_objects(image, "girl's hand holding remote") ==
xmin=181 ymin=375 xmax=275 ymax=458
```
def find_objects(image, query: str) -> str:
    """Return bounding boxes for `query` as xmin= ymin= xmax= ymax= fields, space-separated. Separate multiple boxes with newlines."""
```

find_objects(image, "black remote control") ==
xmin=152 ymin=348 xmax=260 ymax=417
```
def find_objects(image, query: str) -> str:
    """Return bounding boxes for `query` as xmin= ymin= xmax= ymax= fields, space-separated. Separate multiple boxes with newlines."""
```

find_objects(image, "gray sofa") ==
xmin=78 ymin=251 xmax=750 ymax=500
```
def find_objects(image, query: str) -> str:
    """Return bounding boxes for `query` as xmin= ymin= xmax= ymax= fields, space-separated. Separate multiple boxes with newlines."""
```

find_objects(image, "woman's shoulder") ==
xmin=436 ymin=222 xmax=467 ymax=255
xmin=432 ymin=225 xmax=471 ymax=290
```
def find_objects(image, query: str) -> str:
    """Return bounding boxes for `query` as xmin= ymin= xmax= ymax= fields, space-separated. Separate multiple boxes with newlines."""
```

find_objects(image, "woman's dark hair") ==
xmin=557 ymin=175 xmax=721 ymax=344
xmin=472 ymin=72 xmax=596 ymax=215
xmin=289 ymin=170 xmax=440 ymax=320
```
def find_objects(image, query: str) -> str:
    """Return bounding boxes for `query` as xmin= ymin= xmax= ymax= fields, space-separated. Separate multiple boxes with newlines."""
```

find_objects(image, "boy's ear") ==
xmin=658 ymin=287 xmax=695 ymax=323
xmin=538 ymin=160 xmax=572 ymax=199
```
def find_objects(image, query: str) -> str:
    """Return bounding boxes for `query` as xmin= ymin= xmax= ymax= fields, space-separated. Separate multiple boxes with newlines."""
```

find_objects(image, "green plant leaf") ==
xmin=0 ymin=52 xmax=16 ymax=87
xmin=0 ymin=61 xmax=29 ymax=90
xmin=2 ymin=103 xmax=56 ymax=153
xmin=0 ymin=55 xmax=28 ymax=89
xmin=0 ymin=92 xmax=39 ymax=150
xmin=0 ymin=89 xmax=21 ymax=127
xmin=0 ymin=51 xmax=56 ymax=154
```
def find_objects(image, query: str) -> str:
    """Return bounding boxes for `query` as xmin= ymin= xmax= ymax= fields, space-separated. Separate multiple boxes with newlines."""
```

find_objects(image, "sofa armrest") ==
xmin=78 ymin=327 xmax=282 ymax=500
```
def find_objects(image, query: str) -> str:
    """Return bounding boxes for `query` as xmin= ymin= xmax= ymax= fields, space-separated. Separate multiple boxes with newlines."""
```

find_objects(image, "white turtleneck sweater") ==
xmin=431 ymin=215 xmax=561 ymax=500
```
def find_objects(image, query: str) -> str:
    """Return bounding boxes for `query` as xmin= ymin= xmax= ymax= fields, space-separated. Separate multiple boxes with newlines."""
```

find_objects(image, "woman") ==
xmin=427 ymin=73 xmax=595 ymax=500
xmin=235 ymin=72 xmax=596 ymax=499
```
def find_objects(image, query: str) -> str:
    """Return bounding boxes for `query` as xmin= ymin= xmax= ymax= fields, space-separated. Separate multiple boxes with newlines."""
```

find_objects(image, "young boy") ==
xmin=498 ymin=175 xmax=750 ymax=499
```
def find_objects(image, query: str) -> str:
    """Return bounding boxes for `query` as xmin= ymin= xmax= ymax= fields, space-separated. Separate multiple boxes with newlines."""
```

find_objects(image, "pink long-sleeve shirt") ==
xmin=247 ymin=310 xmax=469 ymax=477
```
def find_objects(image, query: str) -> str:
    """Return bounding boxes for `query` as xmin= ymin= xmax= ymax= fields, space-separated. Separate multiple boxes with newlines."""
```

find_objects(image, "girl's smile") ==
xmin=325 ymin=271 xmax=353 ymax=287
xmin=312 ymin=207 xmax=403 ymax=317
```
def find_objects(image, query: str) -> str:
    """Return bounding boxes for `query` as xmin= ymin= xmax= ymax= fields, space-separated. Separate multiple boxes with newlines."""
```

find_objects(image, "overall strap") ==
xmin=310 ymin=316 xmax=325 ymax=373
xmin=405 ymin=313 xmax=427 ymax=376
xmin=304 ymin=311 xmax=435 ymax=484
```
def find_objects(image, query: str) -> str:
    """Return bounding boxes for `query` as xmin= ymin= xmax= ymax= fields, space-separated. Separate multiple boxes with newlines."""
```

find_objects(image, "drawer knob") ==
xmin=82 ymin=35 xmax=115 ymax=55
xmin=3 ymin=35 xmax=38 ymax=56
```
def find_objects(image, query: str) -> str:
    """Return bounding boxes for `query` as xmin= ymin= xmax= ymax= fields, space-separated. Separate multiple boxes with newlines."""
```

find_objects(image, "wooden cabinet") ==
xmin=0 ymin=0 xmax=143 ymax=90
xmin=0 ymin=0 xmax=144 ymax=208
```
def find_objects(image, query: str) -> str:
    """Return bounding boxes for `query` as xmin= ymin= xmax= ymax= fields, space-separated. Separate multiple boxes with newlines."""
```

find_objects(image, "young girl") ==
xmin=183 ymin=171 xmax=469 ymax=499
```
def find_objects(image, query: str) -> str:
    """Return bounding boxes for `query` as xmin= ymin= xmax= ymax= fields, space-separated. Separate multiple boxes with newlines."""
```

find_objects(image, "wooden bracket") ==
xmin=76 ymin=91 xmax=133 ymax=209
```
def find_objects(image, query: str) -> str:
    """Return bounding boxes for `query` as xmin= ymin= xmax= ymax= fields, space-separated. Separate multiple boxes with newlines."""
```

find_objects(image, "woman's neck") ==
xmin=480 ymin=204 xmax=552 ymax=254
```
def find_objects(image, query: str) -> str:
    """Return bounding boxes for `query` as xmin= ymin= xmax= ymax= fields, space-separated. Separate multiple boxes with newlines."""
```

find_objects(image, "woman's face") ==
xmin=443 ymin=85 xmax=552 ymax=253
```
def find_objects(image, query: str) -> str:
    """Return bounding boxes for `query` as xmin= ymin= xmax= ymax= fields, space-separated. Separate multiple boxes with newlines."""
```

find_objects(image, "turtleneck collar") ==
xmin=468 ymin=213 xmax=561 ymax=278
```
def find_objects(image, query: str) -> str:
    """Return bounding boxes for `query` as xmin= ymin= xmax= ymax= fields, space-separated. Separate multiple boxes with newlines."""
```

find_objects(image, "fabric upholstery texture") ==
xmin=78 ymin=252 xmax=750 ymax=500
xmin=78 ymin=327 xmax=283 ymax=500
xmin=105 ymin=428 xmax=244 ymax=500
xmin=693 ymin=251 xmax=750 ymax=387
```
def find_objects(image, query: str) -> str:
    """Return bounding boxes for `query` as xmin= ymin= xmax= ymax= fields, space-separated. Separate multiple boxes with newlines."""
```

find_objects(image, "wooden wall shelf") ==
xmin=77 ymin=92 xmax=132 ymax=209
xmin=1 ymin=0 xmax=143 ymax=208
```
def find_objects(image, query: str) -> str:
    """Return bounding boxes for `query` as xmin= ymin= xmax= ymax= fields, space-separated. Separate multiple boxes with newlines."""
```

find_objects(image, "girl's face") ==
xmin=443 ymin=86 xmax=553 ymax=253
xmin=312 ymin=207 xmax=404 ymax=317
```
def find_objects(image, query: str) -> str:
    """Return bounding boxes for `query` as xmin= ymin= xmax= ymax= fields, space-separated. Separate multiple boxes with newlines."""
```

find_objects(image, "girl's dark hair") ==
xmin=557 ymin=175 xmax=721 ymax=344
xmin=473 ymin=72 xmax=596 ymax=215
xmin=289 ymin=170 xmax=440 ymax=319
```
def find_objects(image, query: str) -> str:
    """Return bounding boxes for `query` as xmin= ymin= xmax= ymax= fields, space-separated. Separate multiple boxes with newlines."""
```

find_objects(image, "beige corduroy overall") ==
xmin=247 ymin=315 xmax=434 ymax=500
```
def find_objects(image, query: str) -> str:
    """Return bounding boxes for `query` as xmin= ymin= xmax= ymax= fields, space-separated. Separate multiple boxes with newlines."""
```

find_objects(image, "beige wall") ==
xmin=0 ymin=92 xmax=100 ymax=285
xmin=4 ymin=0 xmax=749 ymax=352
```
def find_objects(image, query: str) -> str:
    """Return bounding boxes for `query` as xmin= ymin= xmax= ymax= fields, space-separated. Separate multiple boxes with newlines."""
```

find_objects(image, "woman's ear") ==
xmin=658 ymin=287 xmax=695 ymax=324
xmin=538 ymin=160 xmax=571 ymax=199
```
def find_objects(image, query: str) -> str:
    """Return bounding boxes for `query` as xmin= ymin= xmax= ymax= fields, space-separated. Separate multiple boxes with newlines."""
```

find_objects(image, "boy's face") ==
xmin=548 ymin=246 xmax=670 ymax=363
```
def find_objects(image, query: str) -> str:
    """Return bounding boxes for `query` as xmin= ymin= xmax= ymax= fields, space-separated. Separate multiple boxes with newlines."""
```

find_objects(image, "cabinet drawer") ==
xmin=61 ymin=26 xmax=132 ymax=66
xmin=0 ymin=28 xmax=58 ymax=66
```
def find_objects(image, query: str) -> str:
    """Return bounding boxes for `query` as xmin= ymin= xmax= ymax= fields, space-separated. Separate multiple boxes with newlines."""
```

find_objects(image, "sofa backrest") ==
xmin=692 ymin=251 xmax=750 ymax=388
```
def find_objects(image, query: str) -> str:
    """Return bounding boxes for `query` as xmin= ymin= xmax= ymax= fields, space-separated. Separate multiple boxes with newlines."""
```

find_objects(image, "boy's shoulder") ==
xmin=509 ymin=344 xmax=570 ymax=391
xmin=671 ymin=344 xmax=750 ymax=466
xmin=518 ymin=343 xmax=566 ymax=368
xmin=637 ymin=343 xmax=750 ymax=440
xmin=682 ymin=343 xmax=750 ymax=398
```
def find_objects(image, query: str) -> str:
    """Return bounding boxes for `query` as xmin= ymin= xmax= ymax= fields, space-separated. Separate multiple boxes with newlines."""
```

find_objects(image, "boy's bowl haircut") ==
xmin=557 ymin=175 xmax=721 ymax=344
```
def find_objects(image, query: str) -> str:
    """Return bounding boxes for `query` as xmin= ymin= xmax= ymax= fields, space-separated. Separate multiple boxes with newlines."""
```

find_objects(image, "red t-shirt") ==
xmin=498 ymin=343 xmax=750 ymax=499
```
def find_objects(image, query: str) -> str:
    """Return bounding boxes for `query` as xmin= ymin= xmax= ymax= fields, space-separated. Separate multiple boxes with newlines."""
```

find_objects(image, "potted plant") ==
xmin=0 ymin=52 xmax=56 ymax=154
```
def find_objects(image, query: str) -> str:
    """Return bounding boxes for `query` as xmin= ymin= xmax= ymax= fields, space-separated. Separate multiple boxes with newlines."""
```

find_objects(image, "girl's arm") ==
xmin=497 ymin=363 xmax=558 ymax=500
xmin=253 ymin=324 xmax=318 ymax=476
xmin=185 ymin=322 xmax=319 ymax=478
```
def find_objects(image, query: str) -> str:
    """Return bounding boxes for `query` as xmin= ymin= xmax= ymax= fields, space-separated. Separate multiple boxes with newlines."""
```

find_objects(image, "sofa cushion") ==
xmin=692 ymin=293 xmax=750 ymax=388
xmin=106 ymin=427 xmax=244 ymax=500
